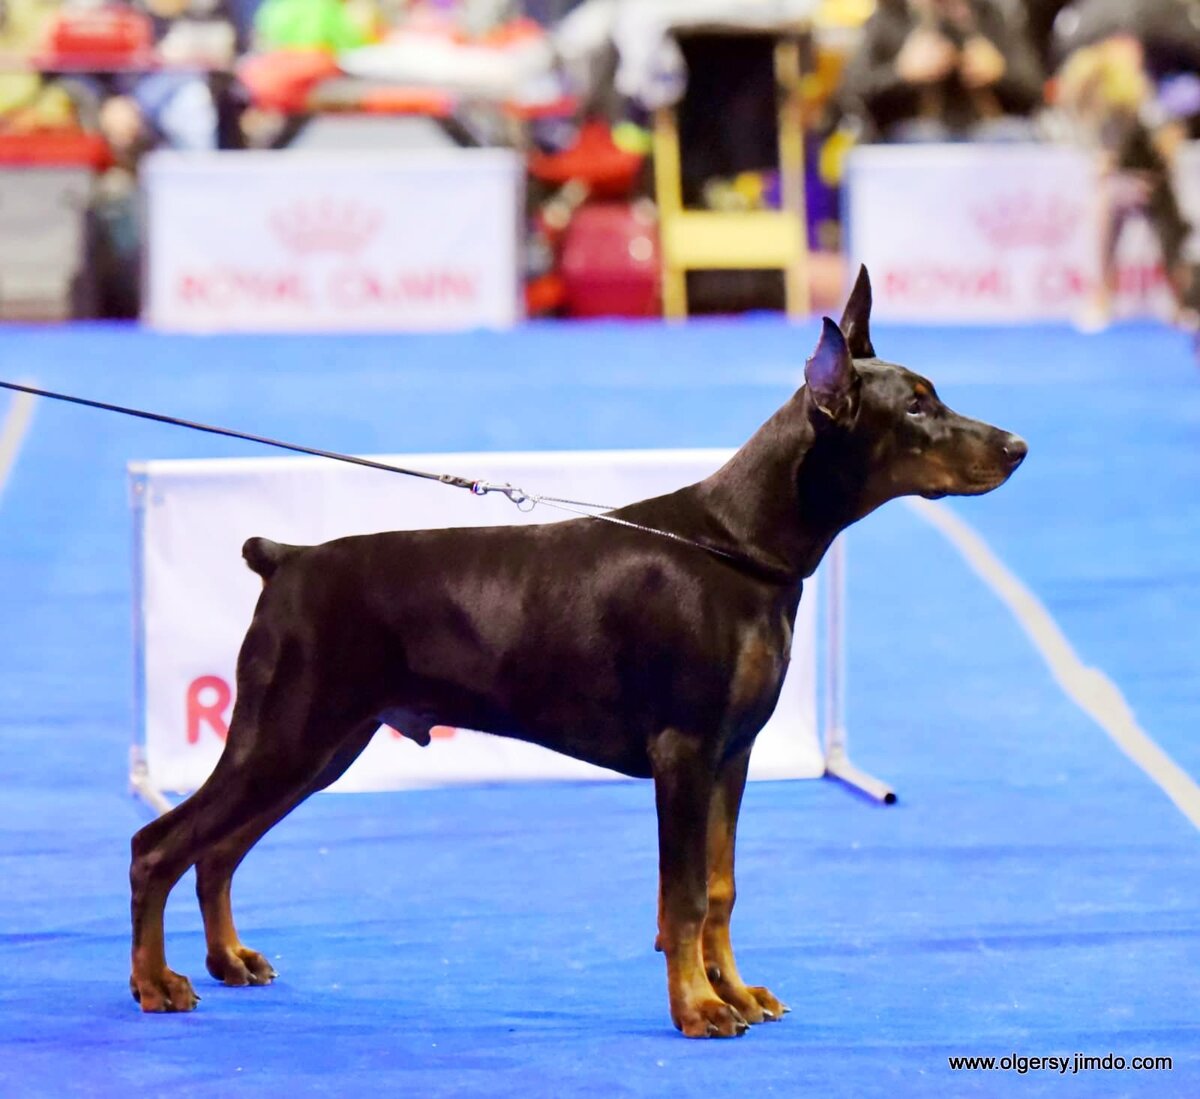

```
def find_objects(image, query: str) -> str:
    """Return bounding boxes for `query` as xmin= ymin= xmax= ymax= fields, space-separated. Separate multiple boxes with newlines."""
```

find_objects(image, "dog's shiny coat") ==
xmin=129 ymin=268 xmax=1026 ymax=1037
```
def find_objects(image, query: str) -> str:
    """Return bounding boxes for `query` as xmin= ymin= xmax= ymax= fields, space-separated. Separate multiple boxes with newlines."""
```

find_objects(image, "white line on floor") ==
xmin=906 ymin=495 xmax=1200 ymax=830
xmin=0 ymin=384 xmax=36 ymax=505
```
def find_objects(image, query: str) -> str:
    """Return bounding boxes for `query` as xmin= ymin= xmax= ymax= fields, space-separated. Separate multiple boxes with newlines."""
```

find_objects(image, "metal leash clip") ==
xmin=469 ymin=480 xmax=538 ymax=512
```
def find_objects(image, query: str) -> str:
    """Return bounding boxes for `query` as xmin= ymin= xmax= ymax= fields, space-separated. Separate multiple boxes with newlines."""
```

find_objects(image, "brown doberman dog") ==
xmin=129 ymin=267 xmax=1026 ymax=1037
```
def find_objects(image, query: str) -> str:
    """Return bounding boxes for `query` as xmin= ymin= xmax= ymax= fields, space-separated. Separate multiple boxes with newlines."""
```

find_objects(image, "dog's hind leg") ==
xmin=650 ymin=729 xmax=748 ymax=1039
xmin=129 ymin=795 xmax=210 ymax=1013
xmin=130 ymin=671 xmax=370 ymax=1013
xmin=129 ymin=746 xmax=271 ymax=1013
xmin=196 ymin=720 xmax=378 ymax=988
xmin=701 ymin=748 xmax=789 ymax=1024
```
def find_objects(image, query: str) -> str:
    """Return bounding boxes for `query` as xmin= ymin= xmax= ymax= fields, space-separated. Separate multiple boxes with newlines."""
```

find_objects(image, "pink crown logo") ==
xmin=269 ymin=199 xmax=383 ymax=255
xmin=972 ymin=195 xmax=1081 ymax=250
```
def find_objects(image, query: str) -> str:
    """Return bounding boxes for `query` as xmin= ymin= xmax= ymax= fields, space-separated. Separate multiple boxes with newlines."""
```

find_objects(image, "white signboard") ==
xmin=846 ymin=142 xmax=1200 ymax=323
xmin=142 ymin=149 xmax=522 ymax=332
xmin=131 ymin=451 xmax=823 ymax=795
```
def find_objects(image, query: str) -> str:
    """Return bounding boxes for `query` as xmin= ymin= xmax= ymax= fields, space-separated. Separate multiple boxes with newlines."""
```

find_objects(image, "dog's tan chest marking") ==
xmin=729 ymin=630 xmax=785 ymax=714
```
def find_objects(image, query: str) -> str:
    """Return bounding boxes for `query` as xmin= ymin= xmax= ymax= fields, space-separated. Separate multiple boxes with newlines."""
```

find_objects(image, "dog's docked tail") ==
xmin=242 ymin=537 xmax=298 ymax=581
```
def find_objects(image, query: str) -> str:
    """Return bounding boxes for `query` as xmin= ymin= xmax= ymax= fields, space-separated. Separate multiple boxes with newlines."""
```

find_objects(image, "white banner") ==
xmin=846 ymin=142 xmax=1200 ymax=323
xmin=131 ymin=451 xmax=822 ymax=795
xmin=142 ymin=149 xmax=523 ymax=332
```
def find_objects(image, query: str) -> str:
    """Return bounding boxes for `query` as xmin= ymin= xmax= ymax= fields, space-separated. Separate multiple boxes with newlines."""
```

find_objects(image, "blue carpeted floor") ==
xmin=0 ymin=318 xmax=1197 ymax=1097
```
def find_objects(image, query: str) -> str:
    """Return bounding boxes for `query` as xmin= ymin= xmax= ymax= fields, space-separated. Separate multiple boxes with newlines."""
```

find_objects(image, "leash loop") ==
xmin=469 ymin=480 xmax=536 ymax=511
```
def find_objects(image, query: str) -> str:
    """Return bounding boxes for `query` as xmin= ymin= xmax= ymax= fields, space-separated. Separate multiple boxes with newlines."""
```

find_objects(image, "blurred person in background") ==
xmin=1052 ymin=0 xmax=1200 ymax=141
xmin=839 ymin=0 xmax=1044 ymax=142
xmin=1020 ymin=0 xmax=1070 ymax=66
xmin=59 ymin=0 xmax=241 ymax=158
xmin=1053 ymin=0 xmax=1200 ymax=82
xmin=82 ymin=0 xmax=239 ymax=315
xmin=1050 ymin=35 xmax=1199 ymax=331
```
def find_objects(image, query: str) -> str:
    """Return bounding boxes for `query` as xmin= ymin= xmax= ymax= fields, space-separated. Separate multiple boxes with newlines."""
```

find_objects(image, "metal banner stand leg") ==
xmin=822 ymin=536 xmax=897 ymax=804
xmin=129 ymin=468 xmax=173 ymax=817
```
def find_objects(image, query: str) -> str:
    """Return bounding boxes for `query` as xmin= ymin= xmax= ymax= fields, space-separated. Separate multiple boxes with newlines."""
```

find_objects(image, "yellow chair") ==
xmin=653 ymin=34 xmax=810 ymax=319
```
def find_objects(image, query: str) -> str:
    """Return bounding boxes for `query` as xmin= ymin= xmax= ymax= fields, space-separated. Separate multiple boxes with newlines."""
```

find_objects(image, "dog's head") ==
xmin=803 ymin=266 xmax=1027 ymax=510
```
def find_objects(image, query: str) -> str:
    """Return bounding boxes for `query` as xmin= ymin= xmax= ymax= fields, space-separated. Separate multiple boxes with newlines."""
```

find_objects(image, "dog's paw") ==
xmin=743 ymin=985 xmax=789 ymax=1022
xmin=205 ymin=945 xmax=278 ymax=987
xmin=673 ymin=998 xmax=749 ymax=1039
xmin=708 ymin=973 xmax=789 ymax=1024
xmin=130 ymin=968 xmax=200 ymax=1013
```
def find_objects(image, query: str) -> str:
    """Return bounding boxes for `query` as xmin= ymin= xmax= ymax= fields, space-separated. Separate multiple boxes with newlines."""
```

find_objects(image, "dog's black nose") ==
xmin=1003 ymin=434 xmax=1028 ymax=469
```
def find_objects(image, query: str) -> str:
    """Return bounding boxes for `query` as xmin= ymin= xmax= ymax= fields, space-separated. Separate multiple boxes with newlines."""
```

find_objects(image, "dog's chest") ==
xmin=725 ymin=612 xmax=793 ymax=732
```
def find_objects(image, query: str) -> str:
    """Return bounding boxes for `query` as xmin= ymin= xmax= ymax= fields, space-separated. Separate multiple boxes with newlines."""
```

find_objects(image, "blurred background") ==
xmin=0 ymin=0 xmax=1198 ymax=330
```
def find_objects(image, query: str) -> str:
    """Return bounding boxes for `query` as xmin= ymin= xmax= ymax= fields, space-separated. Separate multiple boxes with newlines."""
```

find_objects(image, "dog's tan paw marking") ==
xmin=713 ymin=984 xmax=766 ymax=1024
xmin=206 ymin=946 xmax=278 ymax=987
xmin=706 ymin=967 xmax=786 ymax=1023
xmin=746 ymin=985 xmax=788 ymax=1021
xmin=674 ymin=998 xmax=749 ymax=1039
xmin=130 ymin=968 xmax=200 ymax=1013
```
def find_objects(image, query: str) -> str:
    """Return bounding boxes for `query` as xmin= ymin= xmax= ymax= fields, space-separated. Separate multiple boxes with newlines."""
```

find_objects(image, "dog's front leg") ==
xmin=650 ymin=729 xmax=748 ymax=1038
xmin=702 ymin=748 xmax=790 ymax=1024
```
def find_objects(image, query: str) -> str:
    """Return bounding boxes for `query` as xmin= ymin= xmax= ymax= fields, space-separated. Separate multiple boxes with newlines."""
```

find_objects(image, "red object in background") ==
xmin=359 ymin=87 xmax=455 ymax=117
xmin=525 ymin=271 xmax=566 ymax=316
xmin=0 ymin=132 xmax=112 ymax=170
xmin=503 ymin=95 xmax=579 ymax=122
xmin=529 ymin=120 xmax=644 ymax=199
xmin=238 ymin=50 xmax=342 ymax=113
xmin=36 ymin=7 xmax=154 ymax=69
xmin=478 ymin=17 xmax=545 ymax=49
xmin=559 ymin=203 xmax=660 ymax=319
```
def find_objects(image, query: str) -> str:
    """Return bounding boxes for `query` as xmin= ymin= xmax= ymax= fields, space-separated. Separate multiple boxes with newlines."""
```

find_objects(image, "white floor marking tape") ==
xmin=906 ymin=496 xmax=1200 ymax=830
xmin=0 ymin=385 xmax=36 ymax=505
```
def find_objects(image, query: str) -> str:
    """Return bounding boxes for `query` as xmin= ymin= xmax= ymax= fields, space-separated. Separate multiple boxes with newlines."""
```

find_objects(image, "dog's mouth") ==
xmin=922 ymin=468 xmax=1011 ymax=499
xmin=921 ymin=433 xmax=1027 ymax=499
xmin=958 ymin=469 xmax=1013 ymax=495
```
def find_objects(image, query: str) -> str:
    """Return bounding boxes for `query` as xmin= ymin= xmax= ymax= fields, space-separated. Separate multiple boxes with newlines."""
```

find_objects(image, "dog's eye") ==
xmin=906 ymin=395 xmax=926 ymax=416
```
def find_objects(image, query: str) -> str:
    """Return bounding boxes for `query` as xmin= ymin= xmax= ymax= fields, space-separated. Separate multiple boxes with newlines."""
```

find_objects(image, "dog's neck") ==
xmin=695 ymin=389 xmax=876 ymax=582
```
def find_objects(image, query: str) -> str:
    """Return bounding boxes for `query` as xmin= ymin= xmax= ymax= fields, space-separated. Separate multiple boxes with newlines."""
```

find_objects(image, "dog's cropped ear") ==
xmin=804 ymin=317 xmax=859 ymax=425
xmin=839 ymin=265 xmax=876 ymax=359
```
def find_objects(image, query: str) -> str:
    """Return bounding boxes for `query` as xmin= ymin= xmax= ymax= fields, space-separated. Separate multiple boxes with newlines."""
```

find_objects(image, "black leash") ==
xmin=1 ymin=378 xmax=787 ymax=580
xmin=0 ymin=378 xmax=510 ymax=497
